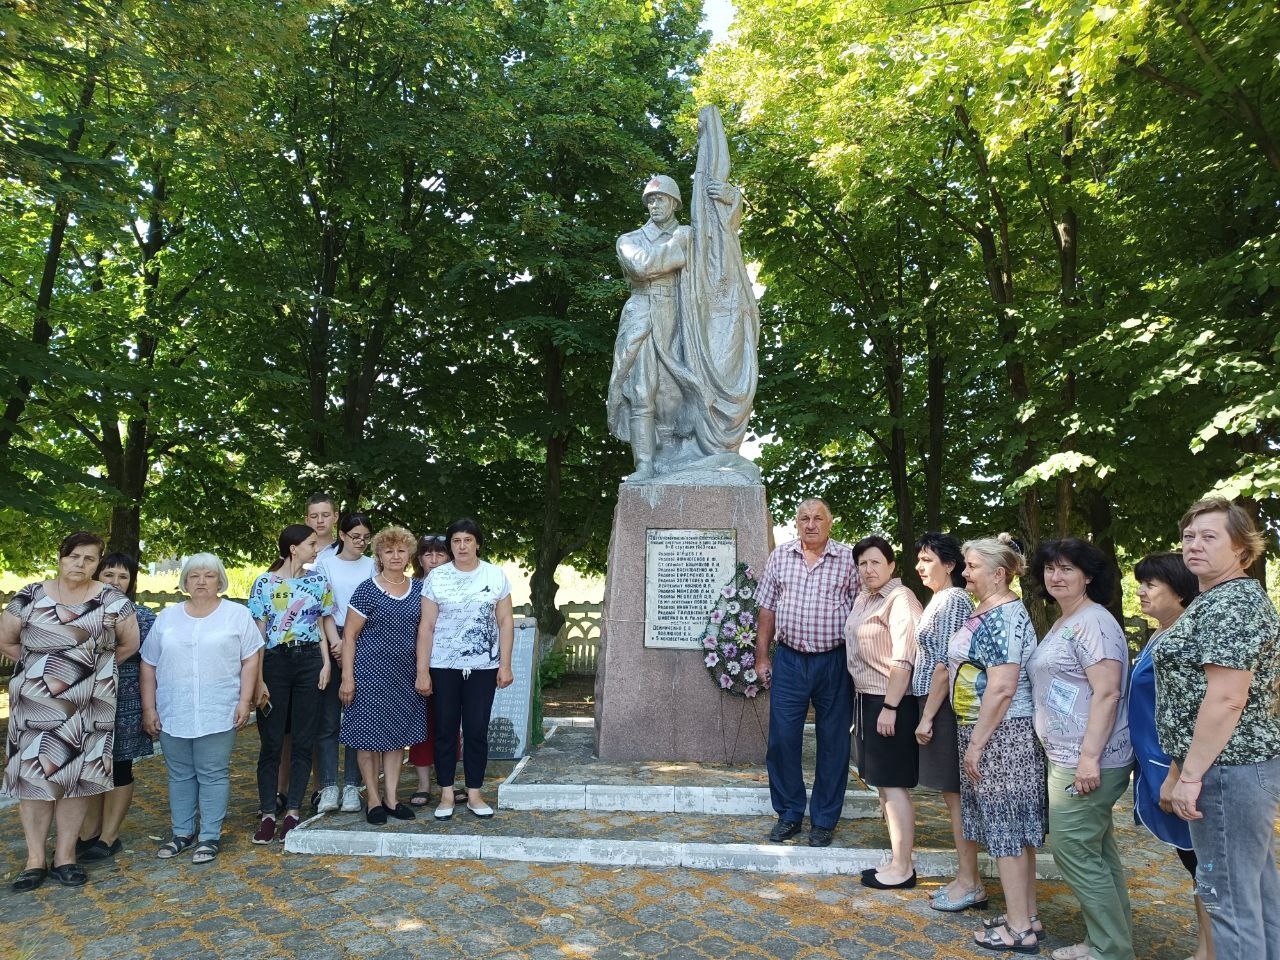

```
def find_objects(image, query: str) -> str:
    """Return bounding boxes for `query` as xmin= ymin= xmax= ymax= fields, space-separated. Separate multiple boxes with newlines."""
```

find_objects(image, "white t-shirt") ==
xmin=314 ymin=551 xmax=376 ymax=628
xmin=142 ymin=599 xmax=264 ymax=738
xmin=422 ymin=560 xmax=511 ymax=670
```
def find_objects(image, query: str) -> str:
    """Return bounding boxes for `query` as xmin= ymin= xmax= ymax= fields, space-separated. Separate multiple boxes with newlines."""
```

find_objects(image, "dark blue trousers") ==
xmin=765 ymin=644 xmax=853 ymax=830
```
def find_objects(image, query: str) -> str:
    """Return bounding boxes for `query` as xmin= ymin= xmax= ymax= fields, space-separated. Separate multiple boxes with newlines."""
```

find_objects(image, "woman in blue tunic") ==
xmin=1129 ymin=552 xmax=1212 ymax=960
xmin=77 ymin=552 xmax=156 ymax=862
xmin=339 ymin=525 xmax=428 ymax=825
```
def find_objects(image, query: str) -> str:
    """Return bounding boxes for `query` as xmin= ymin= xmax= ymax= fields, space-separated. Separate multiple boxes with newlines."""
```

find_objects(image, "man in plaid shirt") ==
xmin=754 ymin=498 xmax=860 ymax=847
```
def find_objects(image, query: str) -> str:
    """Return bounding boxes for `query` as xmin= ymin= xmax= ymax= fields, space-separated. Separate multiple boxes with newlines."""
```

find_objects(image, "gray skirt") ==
xmin=918 ymin=698 xmax=961 ymax=793
xmin=957 ymin=715 xmax=1047 ymax=859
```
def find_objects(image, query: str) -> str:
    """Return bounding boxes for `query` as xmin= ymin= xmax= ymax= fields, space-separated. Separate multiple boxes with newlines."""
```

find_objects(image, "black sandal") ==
xmin=983 ymin=914 xmax=1044 ymax=935
xmin=974 ymin=923 xmax=1039 ymax=954
xmin=156 ymin=835 xmax=196 ymax=859
xmin=11 ymin=867 xmax=48 ymax=891
xmin=49 ymin=863 xmax=88 ymax=887
xmin=409 ymin=790 xmax=432 ymax=807
xmin=191 ymin=840 xmax=221 ymax=864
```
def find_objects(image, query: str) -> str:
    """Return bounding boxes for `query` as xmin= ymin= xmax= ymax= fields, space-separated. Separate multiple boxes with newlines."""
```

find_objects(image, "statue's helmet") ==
xmin=642 ymin=174 xmax=682 ymax=209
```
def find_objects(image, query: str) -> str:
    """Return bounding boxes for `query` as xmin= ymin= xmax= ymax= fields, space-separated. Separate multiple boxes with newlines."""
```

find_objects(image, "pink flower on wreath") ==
xmin=719 ymin=673 xmax=734 ymax=690
xmin=703 ymin=637 xmax=717 ymax=650
xmin=710 ymin=609 xmax=724 ymax=624
xmin=745 ymin=684 xmax=759 ymax=698
xmin=722 ymin=585 xmax=737 ymax=598
xmin=745 ymin=567 xmax=756 ymax=580
xmin=704 ymin=653 xmax=719 ymax=668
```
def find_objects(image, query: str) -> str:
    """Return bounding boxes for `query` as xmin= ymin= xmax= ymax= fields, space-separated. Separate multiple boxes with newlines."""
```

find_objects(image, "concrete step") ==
xmin=284 ymin=805 xmax=1074 ymax=880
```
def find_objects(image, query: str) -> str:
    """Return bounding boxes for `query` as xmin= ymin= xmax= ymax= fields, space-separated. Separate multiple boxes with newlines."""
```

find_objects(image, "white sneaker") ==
xmin=340 ymin=784 xmax=362 ymax=812
xmin=317 ymin=785 xmax=340 ymax=813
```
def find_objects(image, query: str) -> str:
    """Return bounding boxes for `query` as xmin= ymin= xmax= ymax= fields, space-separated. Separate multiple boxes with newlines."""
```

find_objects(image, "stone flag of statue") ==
xmin=606 ymin=106 xmax=761 ymax=486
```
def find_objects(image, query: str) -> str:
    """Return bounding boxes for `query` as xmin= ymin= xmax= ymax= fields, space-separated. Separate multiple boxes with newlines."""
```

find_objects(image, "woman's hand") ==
xmin=876 ymin=707 xmax=896 ymax=738
xmin=963 ymin=743 xmax=983 ymax=782
xmin=1158 ymin=765 xmax=1179 ymax=813
xmin=318 ymin=660 xmax=331 ymax=691
xmin=1171 ymin=776 xmax=1204 ymax=821
xmin=339 ymin=676 xmax=355 ymax=706
xmin=415 ymin=671 xmax=432 ymax=697
xmin=915 ymin=717 xmax=934 ymax=746
xmin=1073 ymin=756 xmax=1102 ymax=795
xmin=255 ymin=680 xmax=270 ymax=708
xmin=142 ymin=707 xmax=162 ymax=738
xmin=233 ymin=699 xmax=253 ymax=729
xmin=497 ymin=664 xmax=514 ymax=690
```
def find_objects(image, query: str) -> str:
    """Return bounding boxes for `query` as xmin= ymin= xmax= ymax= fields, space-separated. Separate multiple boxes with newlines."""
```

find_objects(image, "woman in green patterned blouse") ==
xmin=1153 ymin=497 xmax=1280 ymax=960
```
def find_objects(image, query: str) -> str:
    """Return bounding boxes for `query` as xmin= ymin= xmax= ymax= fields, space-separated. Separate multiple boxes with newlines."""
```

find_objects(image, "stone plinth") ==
xmin=594 ymin=483 xmax=774 ymax=763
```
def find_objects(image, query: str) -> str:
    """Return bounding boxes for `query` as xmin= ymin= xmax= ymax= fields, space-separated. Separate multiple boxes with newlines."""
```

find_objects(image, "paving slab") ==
xmin=0 ymin=718 xmax=1237 ymax=960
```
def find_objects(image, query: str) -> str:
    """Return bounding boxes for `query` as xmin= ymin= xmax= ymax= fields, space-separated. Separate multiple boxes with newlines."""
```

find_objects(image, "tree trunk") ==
xmin=0 ymin=70 xmax=97 ymax=450
xmin=307 ymin=228 xmax=340 ymax=460
xmin=531 ymin=333 xmax=569 ymax=646
xmin=924 ymin=308 xmax=945 ymax=533
xmin=1085 ymin=487 xmax=1125 ymax=627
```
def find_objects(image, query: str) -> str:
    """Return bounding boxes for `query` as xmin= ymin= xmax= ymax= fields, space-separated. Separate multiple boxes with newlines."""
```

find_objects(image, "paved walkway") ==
xmin=1 ymin=729 xmax=1212 ymax=959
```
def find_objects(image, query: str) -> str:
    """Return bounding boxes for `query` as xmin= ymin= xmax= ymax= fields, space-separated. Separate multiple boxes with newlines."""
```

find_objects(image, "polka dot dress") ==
xmin=340 ymin=577 xmax=429 ymax=751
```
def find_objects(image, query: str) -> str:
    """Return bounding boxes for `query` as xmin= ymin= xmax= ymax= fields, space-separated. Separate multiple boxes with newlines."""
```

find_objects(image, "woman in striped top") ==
xmin=911 ymin=533 xmax=984 ymax=912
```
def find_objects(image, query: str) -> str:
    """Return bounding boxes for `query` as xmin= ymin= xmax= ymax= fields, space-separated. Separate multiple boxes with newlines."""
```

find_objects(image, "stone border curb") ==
xmin=284 ymin=826 xmax=1060 ymax=879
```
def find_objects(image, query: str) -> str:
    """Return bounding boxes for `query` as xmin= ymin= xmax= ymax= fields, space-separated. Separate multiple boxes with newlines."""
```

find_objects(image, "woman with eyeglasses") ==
xmin=407 ymin=535 xmax=454 ymax=806
xmin=311 ymin=514 xmax=376 ymax=814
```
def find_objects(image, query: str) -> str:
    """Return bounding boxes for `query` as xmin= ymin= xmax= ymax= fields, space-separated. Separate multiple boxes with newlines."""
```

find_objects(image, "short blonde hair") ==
xmin=962 ymin=533 xmax=1027 ymax=585
xmin=370 ymin=526 xmax=416 ymax=573
xmin=1181 ymin=497 xmax=1267 ymax=568
xmin=179 ymin=553 xmax=230 ymax=594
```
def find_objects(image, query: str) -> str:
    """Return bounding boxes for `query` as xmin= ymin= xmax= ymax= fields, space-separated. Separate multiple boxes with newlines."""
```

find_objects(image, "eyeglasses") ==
xmin=420 ymin=535 xmax=446 ymax=548
xmin=346 ymin=532 xmax=371 ymax=543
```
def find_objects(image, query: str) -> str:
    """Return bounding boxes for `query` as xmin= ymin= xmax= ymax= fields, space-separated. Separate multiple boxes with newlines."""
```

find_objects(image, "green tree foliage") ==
xmin=0 ymin=0 xmax=706 ymax=642
xmin=696 ymin=0 xmax=1278 ymax=611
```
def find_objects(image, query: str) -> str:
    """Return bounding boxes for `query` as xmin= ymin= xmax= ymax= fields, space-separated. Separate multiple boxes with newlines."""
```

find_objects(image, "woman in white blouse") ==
xmin=141 ymin=554 xmax=263 ymax=863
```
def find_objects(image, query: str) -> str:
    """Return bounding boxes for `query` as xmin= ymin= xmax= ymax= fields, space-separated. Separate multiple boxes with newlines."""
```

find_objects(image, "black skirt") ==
xmin=853 ymin=692 xmax=920 ymax=788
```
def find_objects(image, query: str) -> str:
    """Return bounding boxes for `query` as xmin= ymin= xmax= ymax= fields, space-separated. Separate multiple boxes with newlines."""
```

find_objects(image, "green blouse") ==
xmin=1153 ymin=576 xmax=1280 ymax=766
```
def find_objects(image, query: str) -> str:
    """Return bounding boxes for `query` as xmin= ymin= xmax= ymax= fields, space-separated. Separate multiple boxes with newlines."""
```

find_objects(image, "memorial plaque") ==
xmin=644 ymin=528 xmax=737 ymax=649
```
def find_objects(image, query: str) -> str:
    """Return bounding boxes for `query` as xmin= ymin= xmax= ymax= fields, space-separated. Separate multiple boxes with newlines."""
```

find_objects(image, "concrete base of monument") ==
xmin=282 ymin=720 xmax=1066 ymax=880
xmin=499 ymin=720 xmax=878 ymax=817
xmin=594 ymin=482 xmax=775 ymax=763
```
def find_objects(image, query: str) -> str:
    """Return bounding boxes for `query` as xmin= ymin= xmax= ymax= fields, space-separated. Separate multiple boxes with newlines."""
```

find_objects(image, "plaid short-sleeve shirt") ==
xmin=755 ymin=538 xmax=860 ymax=654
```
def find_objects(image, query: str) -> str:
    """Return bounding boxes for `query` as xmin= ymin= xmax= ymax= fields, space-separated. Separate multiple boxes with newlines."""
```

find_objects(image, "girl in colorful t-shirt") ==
xmin=247 ymin=524 xmax=335 ymax=845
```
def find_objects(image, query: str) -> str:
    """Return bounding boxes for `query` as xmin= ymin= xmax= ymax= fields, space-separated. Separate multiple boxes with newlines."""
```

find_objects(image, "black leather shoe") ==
xmin=860 ymin=867 xmax=917 ymax=889
xmin=808 ymin=826 xmax=834 ymax=847
xmin=767 ymin=818 xmax=803 ymax=843
xmin=78 ymin=838 xmax=121 ymax=862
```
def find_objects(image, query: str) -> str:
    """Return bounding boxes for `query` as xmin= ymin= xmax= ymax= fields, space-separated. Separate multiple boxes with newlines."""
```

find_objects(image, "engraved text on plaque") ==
xmin=644 ymin=528 xmax=738 ymax=649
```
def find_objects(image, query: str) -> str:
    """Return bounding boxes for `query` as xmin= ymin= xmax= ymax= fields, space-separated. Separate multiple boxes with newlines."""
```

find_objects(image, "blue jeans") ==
xmin=160 ymin=729 xmax=237 ymax=843
xmin=765 ymin=644 xmax=853 ymax=830
xmin=1189 ymin=755 xmax=1280 ymax=959
xmin=316 ymin=663 xmax=359 ymax=788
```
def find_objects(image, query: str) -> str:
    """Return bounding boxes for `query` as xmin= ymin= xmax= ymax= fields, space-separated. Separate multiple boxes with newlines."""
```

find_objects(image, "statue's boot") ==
xmin=628 ymin=417 xmax=657 ymax=481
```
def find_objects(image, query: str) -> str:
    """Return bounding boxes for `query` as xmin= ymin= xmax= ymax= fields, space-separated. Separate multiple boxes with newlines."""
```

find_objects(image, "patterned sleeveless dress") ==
xmin=3 ymin=582 xmax=136 ymax=799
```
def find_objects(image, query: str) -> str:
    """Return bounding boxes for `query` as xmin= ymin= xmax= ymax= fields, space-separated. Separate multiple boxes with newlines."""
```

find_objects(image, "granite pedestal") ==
xmin=594 ymin=482 xmax=774 ymax=763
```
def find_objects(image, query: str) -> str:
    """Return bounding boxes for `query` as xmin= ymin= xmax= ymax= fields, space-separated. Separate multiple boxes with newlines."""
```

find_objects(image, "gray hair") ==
xmin=179 ymin=552 xmax=230 ymax=594
xmin=962 ymin=533 xmax=1026 ymax=584
xmin=795 ymin=497 xmax=832 ymax=520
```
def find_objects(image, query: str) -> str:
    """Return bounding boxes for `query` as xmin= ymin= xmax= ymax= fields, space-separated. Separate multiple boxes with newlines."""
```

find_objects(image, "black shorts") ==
xmin=112 ymin=759 xmax=134 ymax=788
xmin=854 ymin=692 xmax=920 ymax=789
xmin=1177 ymin=846 xmax=1197 ymax=879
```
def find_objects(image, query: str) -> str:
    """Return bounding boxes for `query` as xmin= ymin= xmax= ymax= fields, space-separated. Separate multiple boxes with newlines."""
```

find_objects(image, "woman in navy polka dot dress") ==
xmin=338 ymin=526 xmax=428 ymax=824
